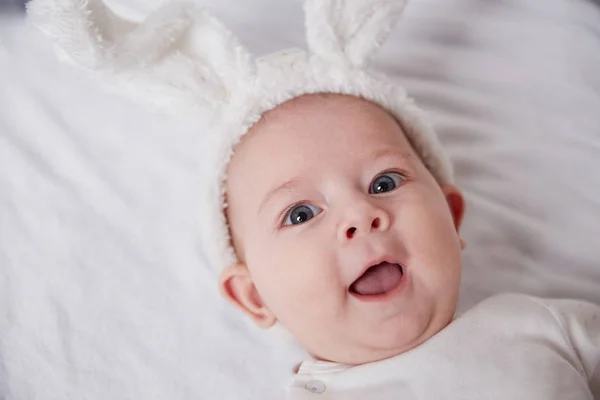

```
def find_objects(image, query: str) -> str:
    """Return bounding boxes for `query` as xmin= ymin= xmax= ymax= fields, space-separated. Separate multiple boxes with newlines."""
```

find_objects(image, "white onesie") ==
xmin=280 ymin=293 xmax=600 ymax=399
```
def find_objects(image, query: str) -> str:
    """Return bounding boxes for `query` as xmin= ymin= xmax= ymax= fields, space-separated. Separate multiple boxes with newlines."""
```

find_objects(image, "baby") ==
xmin=208 ymin=4 xmax=599 ymax=400
xmin=29 ymin=0 xmax=600 ymax=398
xmin=220 ymin=96 xmax=600 ymax=399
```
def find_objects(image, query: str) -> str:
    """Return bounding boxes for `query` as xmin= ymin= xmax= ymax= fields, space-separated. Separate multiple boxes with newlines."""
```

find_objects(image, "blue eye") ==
xmin=283 ymin=203 xmax=322 ymax=226
xmin=369 ymin=172 xmax=404 ymax=194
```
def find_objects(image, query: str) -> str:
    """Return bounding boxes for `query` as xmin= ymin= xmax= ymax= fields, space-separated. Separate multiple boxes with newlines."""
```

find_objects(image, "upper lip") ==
xmin=349 ymin=255 xmax=401 ymax=288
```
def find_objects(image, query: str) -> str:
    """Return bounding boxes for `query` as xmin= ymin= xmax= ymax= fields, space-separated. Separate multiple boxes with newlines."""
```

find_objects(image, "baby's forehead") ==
xmin=246 ymin=94 xmax=408 ymax=148
xmin=228 ymin=96 xmax=420 ymax=192
xmin=229 ymin=94 xmax=418 ymax=175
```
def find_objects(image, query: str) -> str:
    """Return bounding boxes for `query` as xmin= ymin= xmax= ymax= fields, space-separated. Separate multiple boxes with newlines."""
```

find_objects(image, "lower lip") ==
xmin=349 ymin=267 xmax=408 ymax=303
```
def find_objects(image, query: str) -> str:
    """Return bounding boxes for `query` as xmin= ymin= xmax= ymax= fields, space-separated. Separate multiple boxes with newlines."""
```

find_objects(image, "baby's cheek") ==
xmin=257 ymin=241 xmax=337 ymax=308
xmin=400 ymin=201 xmax=461 ymax=275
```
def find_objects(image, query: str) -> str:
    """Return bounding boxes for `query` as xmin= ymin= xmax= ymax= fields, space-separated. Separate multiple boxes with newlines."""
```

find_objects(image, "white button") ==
xmin=305 ymin=380 xmax=326 ymax=394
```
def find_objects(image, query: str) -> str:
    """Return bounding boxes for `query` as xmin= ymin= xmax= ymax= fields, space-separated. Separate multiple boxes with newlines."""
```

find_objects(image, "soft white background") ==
xmin=1 ymin=0 xmax=600 ymax=398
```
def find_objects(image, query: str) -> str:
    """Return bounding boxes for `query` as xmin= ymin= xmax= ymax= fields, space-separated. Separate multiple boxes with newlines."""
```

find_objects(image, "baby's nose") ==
xmin=345 ymin=217 xmax=382 ymax=239
xmin=339 ymin=205 xmax=390 ymax=242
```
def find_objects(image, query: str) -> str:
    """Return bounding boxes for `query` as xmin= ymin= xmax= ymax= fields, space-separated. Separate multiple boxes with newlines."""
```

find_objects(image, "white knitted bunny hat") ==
xmin=28 ymin=0 xmax=453 ymax=275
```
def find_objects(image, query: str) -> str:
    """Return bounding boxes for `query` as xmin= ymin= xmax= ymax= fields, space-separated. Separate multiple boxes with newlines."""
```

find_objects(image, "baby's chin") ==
xmin=305 ymin=309 xmax=455 ymax=365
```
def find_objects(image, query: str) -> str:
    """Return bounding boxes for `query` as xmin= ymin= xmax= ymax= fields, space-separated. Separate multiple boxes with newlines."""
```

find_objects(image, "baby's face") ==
xmin=221 ymin=94 xmax=465 ymax=364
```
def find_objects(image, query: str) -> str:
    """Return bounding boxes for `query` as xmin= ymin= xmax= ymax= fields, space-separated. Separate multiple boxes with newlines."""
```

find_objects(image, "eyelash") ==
xmin=279 ymin=200 xmax=313 ymax=227
xmin=369 ymin=170 xmax=407 ymax=193
xmin=277 ymin=200 xmax=320 ymax=229
xmin=376 ymin=168 xmax=409 ymax=181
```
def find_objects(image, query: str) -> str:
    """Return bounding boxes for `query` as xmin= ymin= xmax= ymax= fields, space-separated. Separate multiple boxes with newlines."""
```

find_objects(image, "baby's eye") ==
xmin=369 ymin=172 xmax=405 ymax=194
xmin=283 ymin=203 xmax=323 ymax=226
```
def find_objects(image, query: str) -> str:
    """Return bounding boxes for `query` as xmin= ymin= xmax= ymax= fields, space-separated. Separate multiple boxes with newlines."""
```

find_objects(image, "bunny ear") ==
xmin=27 ymin=0 xmax=256 ymax=119
xmin=304 ymin=0 xmax=408 ymax=67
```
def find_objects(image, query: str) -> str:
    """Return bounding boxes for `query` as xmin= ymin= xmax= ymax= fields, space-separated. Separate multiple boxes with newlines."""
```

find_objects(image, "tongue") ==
xmin=350 ymin=262 xmax=402 ymax=296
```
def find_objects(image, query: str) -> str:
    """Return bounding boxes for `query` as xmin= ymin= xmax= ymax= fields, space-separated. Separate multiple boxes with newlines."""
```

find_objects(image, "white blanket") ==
xmin=1 ymin=0 xmax=600 ymax=398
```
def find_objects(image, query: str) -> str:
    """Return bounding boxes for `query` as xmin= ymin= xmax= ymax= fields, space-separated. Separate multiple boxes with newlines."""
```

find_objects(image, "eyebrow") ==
xmin=370 ymin=147 xmax=415 ymax=163
xmin=258 ymin=177 xmax=305 ymax=214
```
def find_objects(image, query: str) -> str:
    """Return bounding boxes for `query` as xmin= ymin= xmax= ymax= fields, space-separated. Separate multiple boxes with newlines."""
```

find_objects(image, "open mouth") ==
xmin=349 ymin=262 xmax=404 ymax=296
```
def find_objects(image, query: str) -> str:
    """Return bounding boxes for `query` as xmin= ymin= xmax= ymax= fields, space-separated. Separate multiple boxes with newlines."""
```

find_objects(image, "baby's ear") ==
xmin=442 ymin=185 xmax=466 ymax=234
xmin=219 ymin=264 xmax=277 ymax=329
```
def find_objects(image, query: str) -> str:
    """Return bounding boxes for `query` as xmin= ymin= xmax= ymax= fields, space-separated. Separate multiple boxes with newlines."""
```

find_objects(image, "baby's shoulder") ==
xmin=461 ymin=292 xmax=600 ymax=333
xmin=468 ymin=292 xmax=549 ymax=311
xmin=460 ymin=293 xmax=562 ymax=328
